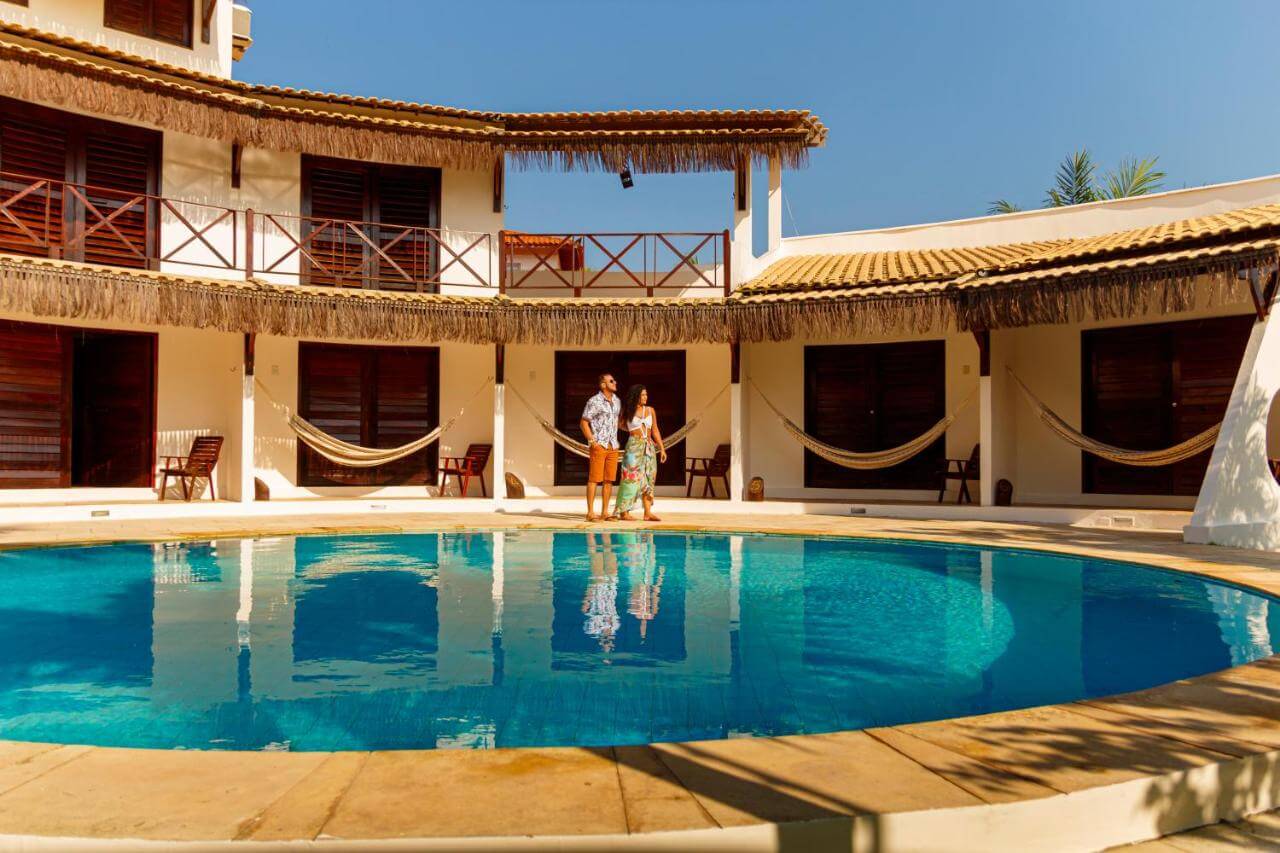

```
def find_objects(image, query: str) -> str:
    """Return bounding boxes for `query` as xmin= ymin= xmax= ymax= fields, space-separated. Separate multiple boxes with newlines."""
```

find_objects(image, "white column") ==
xmin=979 ymin=375 xmax=994 ymax=506
xmin=1186 ymin=286 xmax=1280 ymax=550
xmin=731 ymin=163 xmax=753 ymax=290
xmin=767 ymin=155 xmax=783 ymax=254
xmin=492 ymin=381 xmax=506 ymax=502
xmin=238 ymin=358 xmax=255 ymax=504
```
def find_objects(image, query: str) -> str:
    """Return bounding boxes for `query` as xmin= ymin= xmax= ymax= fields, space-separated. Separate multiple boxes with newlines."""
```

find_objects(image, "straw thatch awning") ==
xmin=0 ymin=22 xmax=825 ymax=173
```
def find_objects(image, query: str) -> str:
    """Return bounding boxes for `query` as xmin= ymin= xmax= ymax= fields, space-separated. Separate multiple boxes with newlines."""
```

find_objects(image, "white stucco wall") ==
xmin=0 ymin=0 xmax=234 ymax=77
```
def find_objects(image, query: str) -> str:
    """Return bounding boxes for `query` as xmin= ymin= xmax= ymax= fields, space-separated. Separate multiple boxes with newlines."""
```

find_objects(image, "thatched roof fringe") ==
xmin=503 ymin=139 xmax=810 ymax=174
xmin=0 ymin=248 xmax=1266 ymax=347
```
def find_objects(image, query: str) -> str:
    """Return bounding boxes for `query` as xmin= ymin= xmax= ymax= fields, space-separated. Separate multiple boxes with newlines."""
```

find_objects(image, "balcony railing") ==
xmin=499 ymin=231 xmax=730 ymax=297
xmin=0 ymin=171 xmax=730 ymax=297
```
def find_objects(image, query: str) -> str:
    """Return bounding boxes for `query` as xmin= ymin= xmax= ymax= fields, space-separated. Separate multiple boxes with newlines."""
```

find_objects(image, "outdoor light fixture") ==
xmin=619 ymin=168 xmax=634 ymax=189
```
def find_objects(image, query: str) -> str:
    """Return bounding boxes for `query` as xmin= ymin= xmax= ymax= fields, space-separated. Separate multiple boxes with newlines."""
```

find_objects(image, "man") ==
xmin=580 ymin=372 xmax=622 ymax=521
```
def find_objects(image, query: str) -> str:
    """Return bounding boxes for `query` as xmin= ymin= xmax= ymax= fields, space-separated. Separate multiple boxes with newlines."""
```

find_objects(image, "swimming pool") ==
xmin=0 ymin=530 xmax=1274 ymax=751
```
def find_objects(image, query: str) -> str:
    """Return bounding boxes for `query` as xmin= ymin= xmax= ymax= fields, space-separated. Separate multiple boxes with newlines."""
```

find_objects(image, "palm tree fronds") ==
xmin=987 ymin=199 xmax=1023 ymax=215
xmin=1099 ymin=156 xmax=1165 ymax=200
xmin=1045 ymin=149 xmax=1098 ymax=207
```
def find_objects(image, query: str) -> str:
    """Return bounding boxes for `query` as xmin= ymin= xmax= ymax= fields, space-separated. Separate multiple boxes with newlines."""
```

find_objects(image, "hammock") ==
xmin=506 ymin=383 xmax=729 ymax=459
xmin=749 ymin=378 xmax=975 ymax=470
xmin=1008 ymin=369 xmax=1220 ymax=467
xmin=255 ymin=376 xmax=493 ymax=468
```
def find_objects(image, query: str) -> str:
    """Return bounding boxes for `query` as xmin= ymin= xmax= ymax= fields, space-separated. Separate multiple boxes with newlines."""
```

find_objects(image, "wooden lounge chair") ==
xmin=158 ymin=436 xmax=223 ymax=501
xmin=937 ymin=444 xmax=979 ymax=504
xmin=439 ymin=443 xmax=492 ymax=497
xmin=686 ymin=444 xmax=731 ymax=498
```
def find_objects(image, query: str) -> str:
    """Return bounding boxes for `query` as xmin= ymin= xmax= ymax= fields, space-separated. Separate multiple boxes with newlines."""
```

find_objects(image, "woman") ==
xmin=614 ymin=384 xmax=667 ymax=521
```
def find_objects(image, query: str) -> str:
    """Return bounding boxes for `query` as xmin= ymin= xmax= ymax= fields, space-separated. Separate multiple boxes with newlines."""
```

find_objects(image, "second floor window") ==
xmin=105 ymin=0 xmax=194 ymax=48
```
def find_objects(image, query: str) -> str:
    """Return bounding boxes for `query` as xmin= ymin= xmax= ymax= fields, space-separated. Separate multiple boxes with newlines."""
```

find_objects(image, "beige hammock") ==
xmin=749 ymin=379 xmax=975 ymax=470
xmin=1008 ymin=369 xmax=1220 ymax=466
xmin=255 ymin=376 xmax=493 ymax=468
xmin=506 ymin=383 xmax=729 ymax=458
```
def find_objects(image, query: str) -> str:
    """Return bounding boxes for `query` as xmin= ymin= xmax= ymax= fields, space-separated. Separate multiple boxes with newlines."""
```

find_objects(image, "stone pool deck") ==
xmin=0 ymin=512 xmax=1278 ymax=852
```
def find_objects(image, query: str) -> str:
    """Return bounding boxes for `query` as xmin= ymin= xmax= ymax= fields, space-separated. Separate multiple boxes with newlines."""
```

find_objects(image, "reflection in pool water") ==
xmin=0 ymin=530 xmax=1274 ymax=751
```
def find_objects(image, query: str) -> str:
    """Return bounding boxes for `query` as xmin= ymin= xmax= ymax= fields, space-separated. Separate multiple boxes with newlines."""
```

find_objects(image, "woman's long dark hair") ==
xmin=625 ymin=384 xmax=647 ymax=420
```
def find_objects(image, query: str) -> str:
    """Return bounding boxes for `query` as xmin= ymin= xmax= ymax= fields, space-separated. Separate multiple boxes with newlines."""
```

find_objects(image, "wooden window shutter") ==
xmin=303 ymin=160 xmax=367 ymax=288
xmin=104 ymin=0 xmax=148 ymax=36
xmin=374 ymin=166 xmax=438 ymax=290
xmin=371 ymin=348 xmax=439 ymax=485
xmin=81 ymin=131 xmax=157 ymax=268
xmin=298 ymin=344 xmax=367 ymax=485
xmin=153 ymin=0 xmax=194 ymax=46
xmin=0 ymin=321 xmax=71 ymax=488
xmin=0 ymin=113 xmax=69 ymax=258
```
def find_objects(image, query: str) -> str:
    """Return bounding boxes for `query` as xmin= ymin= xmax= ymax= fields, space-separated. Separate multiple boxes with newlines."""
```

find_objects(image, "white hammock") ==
xmin=1008 ymin=370 xmax=1220 ymax=467
xmin=750 ymin=378 xmax=974 ymax=470
xmin=255 ymin=376 xmax=492 ymax=468
xmin=506 ymin=383 xmax=729 ymax=459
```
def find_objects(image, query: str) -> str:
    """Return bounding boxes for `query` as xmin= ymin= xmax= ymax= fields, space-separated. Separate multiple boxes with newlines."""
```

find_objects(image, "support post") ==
xmin=767 ymin=154 xmax=782 ymax=254
xmin=492 ymin=156 xmax=505 ymax=214
xmin=973 ymin=329 xmax=993 ymax=506
xmin=492 ymin=343 xmax=506 ymax=501
xmin=239 ymin=332 xmax=256 ymax=503
xmin=730 ymin=158 xmax=752 ymax=292
xmin=729 ymin=341 xmax=745 ymax=502
xmin=1186 ymin=280 xmax=1280 ymax=549
xmin=230 ymin=142 xmax=243 ymax=189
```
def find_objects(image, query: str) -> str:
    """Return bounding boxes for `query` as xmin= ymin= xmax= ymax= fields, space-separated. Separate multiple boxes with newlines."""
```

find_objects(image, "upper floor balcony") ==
xmin=0 ymin=169 xmax=731 ymax=299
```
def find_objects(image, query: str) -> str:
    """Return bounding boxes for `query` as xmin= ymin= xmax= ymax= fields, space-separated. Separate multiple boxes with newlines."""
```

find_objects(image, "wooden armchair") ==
xmin=937 ymin=444 xmax=979 ymax=504
xmin=158 ymin=436 xmax=223 ymax=501
xmin=686 ymin=444 xmax=731 ymax=498
xmin=439 ymin=443 xmax=492 ymax=497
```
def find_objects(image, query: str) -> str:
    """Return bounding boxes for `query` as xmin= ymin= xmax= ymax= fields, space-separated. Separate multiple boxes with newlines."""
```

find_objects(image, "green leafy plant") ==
xmin=987 ymin=149 xmax=1165 ymax=214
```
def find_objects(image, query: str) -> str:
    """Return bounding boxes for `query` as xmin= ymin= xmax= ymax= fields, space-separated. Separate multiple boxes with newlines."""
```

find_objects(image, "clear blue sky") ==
xmin=238 ymin=0 xmax=1280 ymax=249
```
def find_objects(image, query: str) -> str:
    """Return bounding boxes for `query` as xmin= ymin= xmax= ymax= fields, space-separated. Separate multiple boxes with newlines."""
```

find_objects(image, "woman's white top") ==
xmin=629 ymin=409 xmax=653 ymax=431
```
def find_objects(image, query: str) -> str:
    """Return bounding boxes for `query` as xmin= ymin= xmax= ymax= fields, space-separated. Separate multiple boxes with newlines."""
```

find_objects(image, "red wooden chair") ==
xmin=439 ymin=443 xmax=492 ymax=497
xmin=158 ymin=436 xmax=223 ymax=501
xmin=937 ymin=444 xmax=979 ymax=504
xmin=686 ymin=444 xmax=731 ymax=498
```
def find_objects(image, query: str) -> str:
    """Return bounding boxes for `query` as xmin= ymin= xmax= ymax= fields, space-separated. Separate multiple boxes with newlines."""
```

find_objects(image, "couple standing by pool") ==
xmin=580 ymin=373 xmax=667 ymax=522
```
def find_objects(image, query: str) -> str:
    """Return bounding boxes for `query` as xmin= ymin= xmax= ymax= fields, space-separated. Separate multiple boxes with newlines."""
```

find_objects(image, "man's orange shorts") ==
xmin=587 ymin=444 xmax=620 ymax=484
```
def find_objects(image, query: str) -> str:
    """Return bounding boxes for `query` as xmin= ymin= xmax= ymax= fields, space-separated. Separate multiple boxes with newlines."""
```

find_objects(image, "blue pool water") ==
xmin=0 ymin=530 xmax=1275 ymax=752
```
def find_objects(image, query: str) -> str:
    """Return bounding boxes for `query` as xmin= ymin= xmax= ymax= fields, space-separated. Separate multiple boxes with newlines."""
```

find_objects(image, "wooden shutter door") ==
xmin=0 ymin=321 xmax=71 ymax=488
xmin=0 ymin=111 xmax=69 ymax=258
xmin=375 ymin=166 xmax=439 ymax=291
xmin=1083 ymin=324 xmax=1174 ymax=495
xmin=298 ymin=344 xmax=366 ymax=485
xmin=81 ymin=132 xmax=156 ymax=269
xmin=371 ymin=348 xmax=438 ymax=486
xmin=303 ymin=159 xmax=368 ymax=288
xmin=71 ymin=331 xmax=156 ymax=487
xmin=804 ymin=344 xmax=877 ymax=488
xmin=874 ymin=341 xmax=946 ymax=489
xmin=1170 ymin=316 xmax=1252 ymax=496
xmin=623 ymin=351 xmax=686 ymax=486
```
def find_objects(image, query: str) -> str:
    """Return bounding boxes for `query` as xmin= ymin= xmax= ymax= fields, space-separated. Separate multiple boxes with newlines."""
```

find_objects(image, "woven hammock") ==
xmin=1008 ymin=370 xmax=1221 ymax=467
xmin=255 ymin=376 xmax=492 ymax=468
xmin=506 ymin=383 xmax=729 ymax=459
xmin=749 ymin=379 xmax=974 ymax=470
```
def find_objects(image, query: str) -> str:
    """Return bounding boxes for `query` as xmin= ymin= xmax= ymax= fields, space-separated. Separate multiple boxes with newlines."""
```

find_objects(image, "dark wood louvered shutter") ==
xmin=374 ymin=166 xmax=438 ymax=290
xmin=105 ymin=0 xmax=192 ymax=46
xmin=152 ymin=0 xmax=193 ymax=46
xmin=302 ymin=159 xmax=368 ymax=288
xmin=553 ymin=351 xmax=686 ymax=487
xmin=71 ymin=331 xmax=156 ymax=487
xmin=1083 ymin=316 xmax=1252 ymax=496
xmin=804 ymin=341 xmax=946 ymax=490
xmin=81 ymin=132 xmax=157 ymax=269
xmin=298 ymin=343 xmax=439 ymax=487
xmin=0 ymin=321 xmax=71 ymax=488
xmin=104 ymin=0 xmax=148 ymax=35
xmin=372 ymin=348 xmax=439 ymax=484
xmin=0 ymin=111 xmax=68 ymax=258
